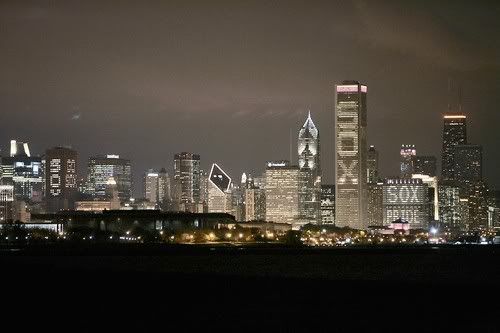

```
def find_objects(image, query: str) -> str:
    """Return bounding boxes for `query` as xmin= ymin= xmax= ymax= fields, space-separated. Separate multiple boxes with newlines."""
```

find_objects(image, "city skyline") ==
xmin=0 ymin=1 xmax=499 ymax=195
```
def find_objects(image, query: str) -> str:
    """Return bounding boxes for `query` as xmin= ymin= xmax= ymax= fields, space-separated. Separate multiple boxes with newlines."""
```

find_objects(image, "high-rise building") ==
xmin=383 ymin=178 xmax=430 ymax=229
xmin=1 ymin=140 xmax=43 ymax=202
xmin=245 ymin=186 xmax=266 ymax=222
xmin=320 ymin=185 xmax=335 ymax=225
xmin=335 ymin=81 xmax=368 ymax=229
xmin=441 ymin=115 xmax=467 ymax=180
xmin=467 ymin=181 xmax=489 ymax=231
xmin=207 ymin=163 xmax=232 ymax=213
xmin=367 ymin=182 xmax=383 ymax=226
xmin=158 ymin=168 xmax=171 ymax=208
xmin=44 ymin=147 xmax=78 ymax=212
xmin=0 ymin=185 xmax=14 ymax=222
xmin=454 ymin=144 xmax=482 ymax=193
xmin=367 ymin=145 xmax=379 ymax=184
xmin=438 ymin=181 xmax=462 ymax=230
xmin=298 ymin=111 xmax=321 ymax=224
xmin=412 ymin=156 xmax=437 ymax=177
xmin=412 ymin=174 xmax=439 ymax=221
xmin=143 ymin=169 xmax=159 ymax=204
xmin=173 ymin=152 xmax=201 ymax=213
xmin=400 ymin=145 xmax=416 ymax=178
xmin=265 ymin=161 xmax=301 ymax=224
xmin=86 ymin=154 xmax=132 ymax=202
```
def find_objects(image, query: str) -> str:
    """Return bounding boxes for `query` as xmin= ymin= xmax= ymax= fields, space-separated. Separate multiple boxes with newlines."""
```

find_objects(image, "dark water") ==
xmin=1 ymin=244 xmax=499 ymax=331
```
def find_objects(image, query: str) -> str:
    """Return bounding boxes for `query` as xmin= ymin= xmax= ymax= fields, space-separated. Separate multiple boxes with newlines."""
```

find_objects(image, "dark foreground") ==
xmin=1 ymin=244 xmax=499 ymax=332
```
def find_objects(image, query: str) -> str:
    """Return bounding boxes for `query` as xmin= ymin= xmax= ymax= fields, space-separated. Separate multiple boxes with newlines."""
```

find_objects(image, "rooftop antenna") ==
xmin=458 ymin=84 xmax=463 ymax=114
xmin=289 ymin=127 xmax=293 ymax=164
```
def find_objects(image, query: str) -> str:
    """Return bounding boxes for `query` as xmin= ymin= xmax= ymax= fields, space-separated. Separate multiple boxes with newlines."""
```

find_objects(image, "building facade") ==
xmin=400 ymin=144 xmax=416 ymax=178
xmin=367 ymin=145 xmax=379 ymax=184
xmin=383 ymin=178 xmax=430 ymax=229
xmin=320 ymin=184 xmax=335 ymax=225
xmin=335 ymin=81 xmax=368 ymax=229
xmin=412 ymin=155 xmax=437 ymax=177
xmin=265 ymin=161 xmax=301 ymax=224
xmin=173 ymin=152 xmax=201 ymax=213
xmin=298 ymin=111 xmax=321 ymax=224
xmin=441 ymin=115 xmax=467 ymax=180
xmin=207 ymin=163 xmax=232 ymax=214
xmin=143 ymin=170 xmax=159 ymax=204
xmin=44 ymin=147 xmax=78 ymax=212
xmin=86 ymin=155 xmax=132 ymax=202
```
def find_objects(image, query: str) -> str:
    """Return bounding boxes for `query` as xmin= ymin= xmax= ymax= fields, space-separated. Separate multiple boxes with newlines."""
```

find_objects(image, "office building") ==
xmin=335 ymin=81 xmax=368 ymax=230
xmin=44 ymin=147 xmax=78 ymax=212
xmin=86 ymin=155 xmax=132 ymax=202
xmin=158 ymin=168 xmax=171 ymax=208
xmin=441 ymin=115 xmax=467 ymax=180
xmin=173 ymin=152 xmax=201 ymax=213
xmin=1 ymin=140 xmax=43 ymax=202
xmin=383 ymin=178 xmax=430 ymax=229
xmin=400 ymin=145 xmax=416 ymax=178
xmin=367 ymin=145 xmax=379 ymax=184
xmin=207 ymin=163 xmax=232 ymax=214
xmin=298 ymin=111 xmax=321 ymax=224
xmin=438 ymin=181 xmax=462 ymax=229
xmin=245 ymin=186 xmax=266 ymax=221
xmin=143 ymin=169 xmax=159 ymax=204
xmin=320 ymin=185 xmax=335 ymax=225
xmin=367 ymin=182 xmax=383 ymax=226
xmin=265 ymin=161 xmax=301 ymax=224
xmin=412 ymin=156 xmax=437 ymax=177
xmin=454 ymin=144 xmax=482 ymax=194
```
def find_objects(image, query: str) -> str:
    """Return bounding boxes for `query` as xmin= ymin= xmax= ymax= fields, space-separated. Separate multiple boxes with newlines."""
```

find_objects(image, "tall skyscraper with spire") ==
xmin=298 ymin=111 xmax=321 ymax=224
xmin=335 ymin=81 xmax=368 ymax=229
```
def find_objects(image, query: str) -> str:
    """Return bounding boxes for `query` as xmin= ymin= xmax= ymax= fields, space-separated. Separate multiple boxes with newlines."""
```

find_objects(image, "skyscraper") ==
xmin=367 ymin=145 xmax=379 ymax=184
xmin=412 ymin=155 xmax=437 ymax=177
xmin=454 ymin=144 xmax=482 ymax=193
xmin=441 ymin=115 xmax=467 ymax=180
xmin=207 ymin=163 xmax=232 ymax=213
xmin=1 ymin=140 xmax=43 ymax=202
xmin=400 ymin=145 xmax=416 ymax=178
xmin=298 ymin=111 xmax=321 ymax=224
xmin=158 ymin=168 xmax=171 ymax=208
xmin=265 ymin=161 xmax=301 ymax=224
xmin=143 ymin=169 xmax=159 ymax=204
xmin=335 ymin=81 xmax=368 ymax=230
xmin=320 ymin=184 xmax=335 ymax=225
xmin=86 ymin=154 xmax=132 ymax=202
xmin=44 ymin=147 xmax=78 ymax=212
xmin=173 ymin=152 xmax=201 ymax=213
xmin=438 ymin=181 xmax=462 ymax=230
xmin=367 ymin=182 xmax=383 ymax=226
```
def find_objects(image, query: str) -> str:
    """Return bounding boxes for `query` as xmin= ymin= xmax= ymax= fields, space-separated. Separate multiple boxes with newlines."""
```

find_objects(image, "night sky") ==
xmin=1 ymin=0 xmax=499 ymax=195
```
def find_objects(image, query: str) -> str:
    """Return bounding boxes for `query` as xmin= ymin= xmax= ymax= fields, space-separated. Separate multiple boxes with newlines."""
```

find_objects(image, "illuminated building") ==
xmin=438 ymin=181 xmax=461 ymax=230
xmin=467 ymin=181 xmax=489 ymax=230
xmin=1 ymin=140 xmax=43 ymax=201
xmin=367 ymin=182 xmax=383 ymax=226
xmin=454 ymin=144 xmax=482 ymax=194
xmin=488 ymin=206 xmax=500 ymax=229
xmin=298 ymin=111 xmax=321 ymax=224
xmin=400 ymin=144 xmax=416 ymax=178
xmin=412 ymin=174 xmax=439 ymax=221
xmin=158 ymin=168 xmax=171 ymax=208
xmin=173 ymin=152 xmax=201 ymax=213
xmin=245 ymin=187 xmax=266 ymax=221
xmin=383 ymin=178 xmax=430 ymax=229
xmin=143 ymin=169 xmax=159 ymax=204
xmin=367 ymin=145 xmax=379 ymax=184
xmin=0 ymin=185 xmax=14 ymax=222
xmin=265 ymin=161 xmax=301 ymax=224
xmin=441 ymin=115 xmax=467 ymax=180
xmin=85 ymin=155 xmax=132 ymax=202
xmin=44 ymin=147 xmax=78 ymax=212
xmin=320 ymin=185 xmax=335 ymax=225
xmin=335 ymin=81 xmax=368 ymax=230
xmin=412 ymin=155 xmax=437 ymax=177
xmin=207 ymin=163 xmax=233 ymax=214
